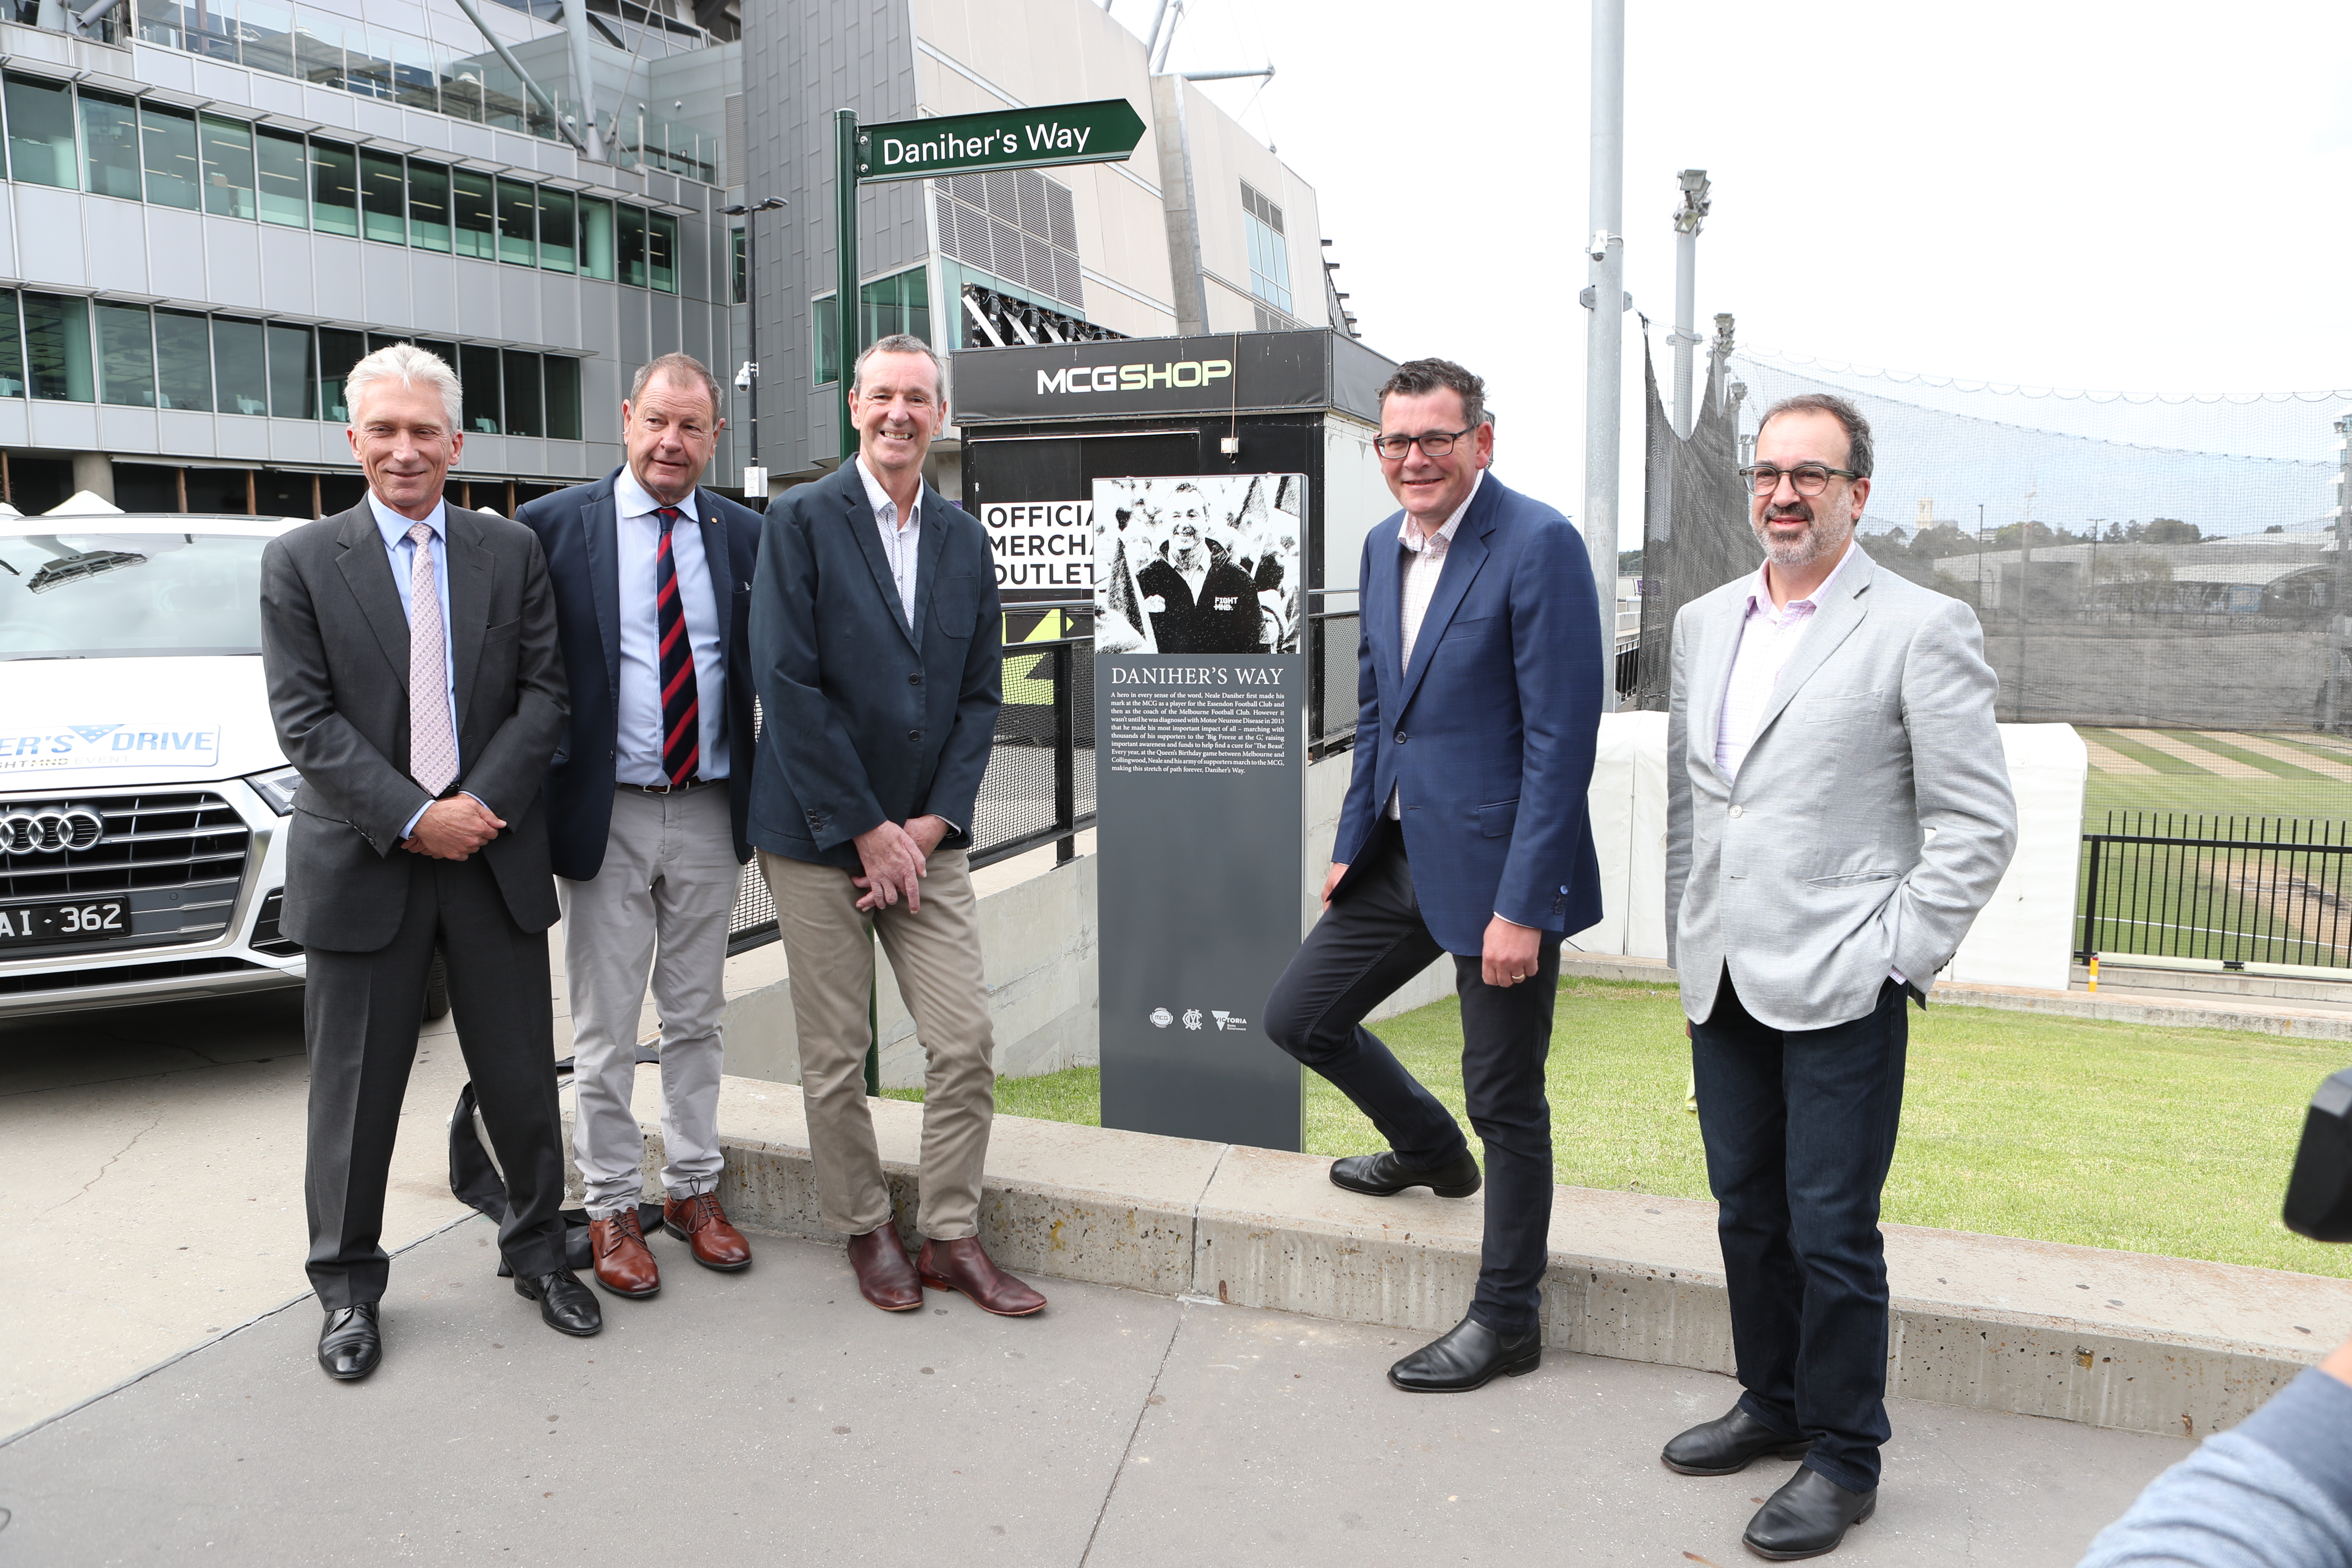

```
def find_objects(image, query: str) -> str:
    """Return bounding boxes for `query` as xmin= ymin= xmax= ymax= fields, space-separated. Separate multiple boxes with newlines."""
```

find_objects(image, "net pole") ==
xmin=1582 ymin=0 xmax=1625 ymax=714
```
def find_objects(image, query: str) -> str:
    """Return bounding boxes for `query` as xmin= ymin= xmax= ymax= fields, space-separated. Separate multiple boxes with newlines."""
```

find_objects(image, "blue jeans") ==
xmin=1692 ymin=971 xmax=1910 ymax=1493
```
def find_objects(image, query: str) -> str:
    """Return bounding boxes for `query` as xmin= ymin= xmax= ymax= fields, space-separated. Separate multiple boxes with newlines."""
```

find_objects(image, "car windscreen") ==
xmin=0 ymin=532 xmax=269 ymax=660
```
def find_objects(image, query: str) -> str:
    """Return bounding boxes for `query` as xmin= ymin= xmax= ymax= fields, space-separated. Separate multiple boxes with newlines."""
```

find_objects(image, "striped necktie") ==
xmin=654 ymin=506 xmax=700 ymax=787
xmin=405 ymin=522 xmax=457 ymax=796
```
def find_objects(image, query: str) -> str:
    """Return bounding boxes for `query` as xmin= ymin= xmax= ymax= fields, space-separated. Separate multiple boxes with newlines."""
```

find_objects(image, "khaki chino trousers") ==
xmin=758 ymin=845 xmax=995 ymax=1239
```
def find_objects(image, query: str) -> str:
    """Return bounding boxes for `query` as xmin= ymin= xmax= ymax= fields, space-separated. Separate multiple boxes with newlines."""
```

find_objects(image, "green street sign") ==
xmin=856 ymin=98 xmax=1147 ymax=184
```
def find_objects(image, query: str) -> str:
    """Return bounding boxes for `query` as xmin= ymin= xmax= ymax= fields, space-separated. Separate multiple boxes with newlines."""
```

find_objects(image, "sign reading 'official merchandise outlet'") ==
xmin=855 ymin=99 xmax=1148 ymax=183
xmin=980 ymin=500 xmax=1093 ymax=594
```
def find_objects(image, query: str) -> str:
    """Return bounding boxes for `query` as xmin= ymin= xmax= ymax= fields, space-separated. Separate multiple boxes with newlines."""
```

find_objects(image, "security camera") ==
xmin=734 ymin=362 xmax=755 ymax=390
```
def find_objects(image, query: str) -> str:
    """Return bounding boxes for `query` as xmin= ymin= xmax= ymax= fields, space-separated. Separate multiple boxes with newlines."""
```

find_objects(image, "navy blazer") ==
xmin=1331 ymin=473 xmax=1605 ymax=955
xmin=747 ymin=461 xmax=1002 ymax=871
xmin=516 ymin=469 xmax=763 ymax=881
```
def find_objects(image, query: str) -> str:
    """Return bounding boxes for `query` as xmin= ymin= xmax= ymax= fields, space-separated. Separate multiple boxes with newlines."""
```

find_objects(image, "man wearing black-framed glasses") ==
xmin=1663 ymin=392 xmax=2015 ymax=1559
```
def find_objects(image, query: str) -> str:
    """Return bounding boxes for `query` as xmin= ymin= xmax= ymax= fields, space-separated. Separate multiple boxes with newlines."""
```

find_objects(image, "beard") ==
xmin=1751 ymin=505 xmax=1854 ymax=571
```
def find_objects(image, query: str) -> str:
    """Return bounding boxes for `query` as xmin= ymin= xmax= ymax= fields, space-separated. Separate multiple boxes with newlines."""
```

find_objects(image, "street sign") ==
xmin=856 ymin=99 xmax=1147 ymax=184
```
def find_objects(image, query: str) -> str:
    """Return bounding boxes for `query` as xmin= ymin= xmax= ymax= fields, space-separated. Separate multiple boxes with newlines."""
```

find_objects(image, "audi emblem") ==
xmin=0 ymin=805 xmax=107 ymax=854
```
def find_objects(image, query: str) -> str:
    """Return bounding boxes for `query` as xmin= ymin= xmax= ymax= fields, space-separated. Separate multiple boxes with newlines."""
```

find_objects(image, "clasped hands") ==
xmin=852 ymin=815 xmax=950 ymax=912
xmin=1322 ymin=860 xmax=1541 ymax=988
xmin=401 ymin=795 xmax=504 ymax=861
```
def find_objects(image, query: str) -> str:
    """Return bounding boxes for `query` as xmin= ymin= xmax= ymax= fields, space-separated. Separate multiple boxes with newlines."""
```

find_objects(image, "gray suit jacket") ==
xmin=260 ymin=500 xmax=568 ymax=951
xmin=1665 ymin=548 xmax=2017 ymax=1030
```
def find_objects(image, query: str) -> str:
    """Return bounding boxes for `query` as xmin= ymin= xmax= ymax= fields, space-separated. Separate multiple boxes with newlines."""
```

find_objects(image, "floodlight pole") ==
xmin=1582 ymin=0 xmax=1625 ymax=712
xmin=2332 ymin=415 xmax=2352 ymax=733
xmin=1671 ymin=170 xmax=1709 ymax=438
xmin=723 ymin=196 xmax=786 ymax=502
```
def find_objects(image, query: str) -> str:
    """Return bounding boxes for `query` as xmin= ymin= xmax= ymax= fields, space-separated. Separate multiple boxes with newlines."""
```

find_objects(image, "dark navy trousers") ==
xmin=1692 ymin=970 xmax=1911 ymax=1493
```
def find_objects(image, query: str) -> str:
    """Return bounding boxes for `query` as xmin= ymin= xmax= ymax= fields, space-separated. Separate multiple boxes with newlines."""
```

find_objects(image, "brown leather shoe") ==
xmin=847 ymin=1224 xmax=922 ymax=1311
xmin=917 ymin=1237 xmax=1047 ymax=1317
xmin=588 ymin=1210 xmax=661 ymax=1298
xmin=662 ymin=1191 xmax=752 ymax=1272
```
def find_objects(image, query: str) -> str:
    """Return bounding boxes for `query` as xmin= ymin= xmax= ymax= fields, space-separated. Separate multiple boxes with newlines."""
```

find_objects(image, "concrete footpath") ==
xmin=0 ymin=1219 xmax=2184 ymax=1567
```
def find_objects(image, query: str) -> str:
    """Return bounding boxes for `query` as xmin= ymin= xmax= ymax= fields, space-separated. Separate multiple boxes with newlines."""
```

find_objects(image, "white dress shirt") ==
xmin=1388 ymin=470 xmax=1482 ymax=821
xmin=613 ymin=465 xmax=729 ymax=784
xmin=1714 ymin=540 xmax=1905 ymax=987
xmin=368 ymin=492 xmax=462 ymax=839
xmin=856 ymin=456 xmax=922 ymax=634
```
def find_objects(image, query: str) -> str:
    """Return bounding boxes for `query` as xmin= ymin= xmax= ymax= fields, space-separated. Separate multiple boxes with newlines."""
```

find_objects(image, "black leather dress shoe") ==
xmin=514 ymin=1268 xmax=603 ymax=1337
xmin=1661 ymin=1405 xmax=1813 ymax=1475
xmin=1387 ymin=1314 xmax=1540 ymax=1392
xmin=1743 ymin=1467 xmax=1876 ymax=1560
xmin=316 ymin=1302 xmax=381 ymax=1381
xmin=1330 ymin=1148 xmax=1482 ymax=1199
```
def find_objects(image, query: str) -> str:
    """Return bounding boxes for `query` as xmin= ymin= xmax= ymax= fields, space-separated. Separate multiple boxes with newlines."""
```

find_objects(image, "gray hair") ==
xmin=346 ymin=342 xmax=461 ymax=434
xmin=1756 ymin=392 xmax=1874 ymax=478
xmin=851 ymin=332 xmax=946 ymax=399
xmin=630 ymin=352 xmax=724 ymax=416
xmin=1378 ymin=358 xmax=1489 ymax=429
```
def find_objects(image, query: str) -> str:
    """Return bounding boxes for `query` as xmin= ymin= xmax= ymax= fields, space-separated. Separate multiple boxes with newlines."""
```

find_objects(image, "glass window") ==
xmin=23 ymin=294 xmax=94 ymax=402
xmin=316 ymin=328 xmax=365 ymax=420
xmin=732 ymin=228 xmax=746 ymax=303
xmin=184 ymin=0 xmax=238 ymax=60
xmin=133 ymin=0 xmax=184 ymax=51
xmin=536 ymin=188 xmax=575 ymax=273
xmin=79 ymin=90 xmax=142 ymax=201
xmin=458 ymin=343 xmax=501 ymax=434
xmin=407 ymin=160 xmax=451 ymax=252
xmin=238 ymin=0 xmax=297 ymax=77
xmin=391 ymin=40 xmax=439 ymax=113
xmin=255 ymin=128 xmax=308 ymax=227
xmin=435 ymin=47 xmax=483 ymax=123
xmin=1242 ymin=186 xmax=1293 ymax=315
xmin=5 ymin=75 xmax=80 ymax=190
xmin=213 ymin=317 xmax=268 ymax=416
xmin=618 ymin=204 xmax=648 ymax=288
xmin=501 ymin=350 xmax=541 ymax=437
xmin=812 ymin=291 xmax=838 ymax=387
xmin=494 ymin=178 xmax=535 ymax=265
xmin=859 ymin=266 xmax=929 ymax=349
xmin=451 ymin=168 xmax=496 ymax=260
xmin=578 ymin=196 xmax=615 ymax=280
xmin=359 ymin=150 xmax=405 ymax=244
xmin=294 ymin=15 xmax=345 ymax=88
xmin=0 ymin=533 xmax=278 ymax=662
xmin=309 ymin=139 xmax=358 ymax=237
xmin=199 ymin=116 xmax=256 ymax=220
xmin=479 ymin=61 xmax=526 ymax=134
xmin=544 ymin=355 xmax=581 ymax=440
xmin=414 ymin=339 xmax=458 ymax=380
xmin=154 ymin=309 xmax=212 ymax=411
xmin=343 ymin=32 xmax=394 ymax=101
xmin=0 ymin=292 xmax=21 ymax=399
xmin=139 ymin=101 xmax=201 ymax=210
xmin=266 ymin=322 xmax=314 ymax=418
xmin=95 ymin=303 xmax=156 ymax=407
xmin=648 ymin=212 xmax=677 ymax=294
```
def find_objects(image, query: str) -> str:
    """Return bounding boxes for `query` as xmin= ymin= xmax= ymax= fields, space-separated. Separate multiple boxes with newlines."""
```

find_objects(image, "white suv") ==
xmin=1 ymin=512 xmax=315 ymax=1017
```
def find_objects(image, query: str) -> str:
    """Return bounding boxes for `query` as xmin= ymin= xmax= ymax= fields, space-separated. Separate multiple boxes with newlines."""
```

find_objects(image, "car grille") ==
xmin=0 ymin=790 xmax=251 ymax=956
xmin=0 ymin=956 xmax=269 ymax=996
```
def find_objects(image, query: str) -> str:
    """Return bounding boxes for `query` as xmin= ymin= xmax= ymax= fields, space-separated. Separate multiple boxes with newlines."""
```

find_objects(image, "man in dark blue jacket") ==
xmin=1266 ymin=357 xmax=1603 ymax=1394
xmin=748 ymin=333 xmax=1044 ymax=1318
xmin=516 ymin=352 xmax=763 ymax=1299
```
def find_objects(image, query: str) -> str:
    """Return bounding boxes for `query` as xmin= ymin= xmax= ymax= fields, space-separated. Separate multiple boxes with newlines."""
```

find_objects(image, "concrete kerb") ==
xmin=617 ymin=1073 xmax=2344 ymax=1445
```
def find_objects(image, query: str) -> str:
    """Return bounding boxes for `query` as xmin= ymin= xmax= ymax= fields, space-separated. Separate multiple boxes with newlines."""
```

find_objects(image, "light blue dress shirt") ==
xmin=367 ymin=491 xmax=465 ymax=839
xmin=612 ymin=466 xmax=729 ymax=784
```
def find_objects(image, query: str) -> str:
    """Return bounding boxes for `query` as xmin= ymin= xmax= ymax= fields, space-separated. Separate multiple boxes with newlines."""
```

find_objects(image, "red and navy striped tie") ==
xmin=654 ymin=506 xmax=700 ymax=787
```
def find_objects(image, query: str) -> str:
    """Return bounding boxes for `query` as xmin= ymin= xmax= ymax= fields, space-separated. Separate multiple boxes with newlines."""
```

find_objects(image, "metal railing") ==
xmin=2077 ymin=812 xmax=2352 ymax=971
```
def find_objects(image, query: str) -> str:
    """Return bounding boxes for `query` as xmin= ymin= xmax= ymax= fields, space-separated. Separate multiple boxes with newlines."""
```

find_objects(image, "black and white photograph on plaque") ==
xmin=1093 ymin=473 xmax=1304 ymax=655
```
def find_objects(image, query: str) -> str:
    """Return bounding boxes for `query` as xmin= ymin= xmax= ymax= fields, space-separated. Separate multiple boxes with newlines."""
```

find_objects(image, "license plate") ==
xmin=0 ymin=900 xmax=128 ymax=946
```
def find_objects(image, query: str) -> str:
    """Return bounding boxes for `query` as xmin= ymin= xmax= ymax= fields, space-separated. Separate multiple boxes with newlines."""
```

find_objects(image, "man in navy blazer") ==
xmin=1267 ymin=357 xmax=1603 ymax=1394
xmin=516 ymin=352 xmax=764 ymax=1298
xmin=747 ymin=332 xmax=1045 ymax=1319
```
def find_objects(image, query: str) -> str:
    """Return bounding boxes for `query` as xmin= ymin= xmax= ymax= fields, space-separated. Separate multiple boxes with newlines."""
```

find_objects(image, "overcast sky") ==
xmin=1125 ymin=0 xmax=2352 ymax=544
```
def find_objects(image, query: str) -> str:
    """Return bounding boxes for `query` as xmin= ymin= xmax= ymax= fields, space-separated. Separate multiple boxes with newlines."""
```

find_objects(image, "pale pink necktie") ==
xmin=406 ymin=523 xmax=457 ymax=796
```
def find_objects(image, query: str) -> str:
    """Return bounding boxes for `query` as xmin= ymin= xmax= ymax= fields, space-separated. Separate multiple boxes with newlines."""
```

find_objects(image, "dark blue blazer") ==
xmin=747 ymin=461 xmax=1002 ymax=871
xmin=1331 ymin=473 xmax=1605 ymax=955
xmin=516 ymin=469 xmax=763 ymax=881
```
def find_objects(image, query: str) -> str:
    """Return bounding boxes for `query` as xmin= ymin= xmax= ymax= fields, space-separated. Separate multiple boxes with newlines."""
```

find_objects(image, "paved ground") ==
xmin=0 ymin=1220 xmax=2182 ymax=1567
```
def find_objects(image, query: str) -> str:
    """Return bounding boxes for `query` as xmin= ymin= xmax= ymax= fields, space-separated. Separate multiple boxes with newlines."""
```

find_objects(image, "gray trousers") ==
xmin=758 ymin=846 xmax=995 ymax=1240
xmin=558 ymin=784 xmax=741 ymax=1219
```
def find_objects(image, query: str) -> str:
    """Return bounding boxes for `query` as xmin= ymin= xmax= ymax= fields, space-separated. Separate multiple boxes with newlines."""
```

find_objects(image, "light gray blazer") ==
xmin=1665 ymin=548 xmax=2018 ymax=1030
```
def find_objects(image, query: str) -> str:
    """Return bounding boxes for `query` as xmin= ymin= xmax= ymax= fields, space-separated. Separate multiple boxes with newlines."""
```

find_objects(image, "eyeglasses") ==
xmin=1738 ymin=463 xmax=1861 ymax=497
xmin=1372 ymin=427 xmax=1474 ymax=460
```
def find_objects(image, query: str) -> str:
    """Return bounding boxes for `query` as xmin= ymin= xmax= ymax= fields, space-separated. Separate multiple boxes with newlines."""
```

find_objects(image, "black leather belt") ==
xmin=618 ymin=777 xmax=718 ymax=794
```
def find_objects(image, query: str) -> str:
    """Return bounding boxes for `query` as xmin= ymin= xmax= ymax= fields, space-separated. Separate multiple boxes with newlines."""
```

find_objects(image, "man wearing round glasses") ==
xmin=1663 ymin=394 xmax=2015 ymax=1559
xmin=1265 ymin=357 xmax=1604 ymax=1399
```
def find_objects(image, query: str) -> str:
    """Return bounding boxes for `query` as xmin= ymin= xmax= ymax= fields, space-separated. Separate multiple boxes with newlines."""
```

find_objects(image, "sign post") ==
xmin=828 ymin=96 xmax=1148 ymax=459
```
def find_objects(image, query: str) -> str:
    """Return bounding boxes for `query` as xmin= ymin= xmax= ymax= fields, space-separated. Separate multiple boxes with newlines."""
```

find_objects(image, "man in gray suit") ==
xmin=262 ymin=343 xmax=599 ymax=1383
xmin=1662 ymin=393 xmax=2015 ymax=1559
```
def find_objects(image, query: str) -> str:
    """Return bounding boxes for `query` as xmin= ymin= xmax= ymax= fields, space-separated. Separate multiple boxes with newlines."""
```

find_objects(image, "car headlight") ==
xmin=245 ymin=765 xmax=302 ymax=816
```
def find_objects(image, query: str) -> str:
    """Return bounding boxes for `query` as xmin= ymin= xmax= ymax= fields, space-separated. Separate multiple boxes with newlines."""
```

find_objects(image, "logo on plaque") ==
xmin=1149 ymin=1007 xmax=1173 ymax=1029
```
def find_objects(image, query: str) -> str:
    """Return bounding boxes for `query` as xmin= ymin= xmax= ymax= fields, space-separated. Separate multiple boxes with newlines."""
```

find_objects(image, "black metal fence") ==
xmin=2077 ymin=812 xmax=2352 ymax=970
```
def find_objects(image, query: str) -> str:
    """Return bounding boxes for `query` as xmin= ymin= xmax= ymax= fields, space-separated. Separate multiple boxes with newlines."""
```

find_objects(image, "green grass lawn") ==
xmin=2081 ymin=728 xmax=2351 ymax=826
xmin=894 ymin=977 xmax=2350 ymax=1279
